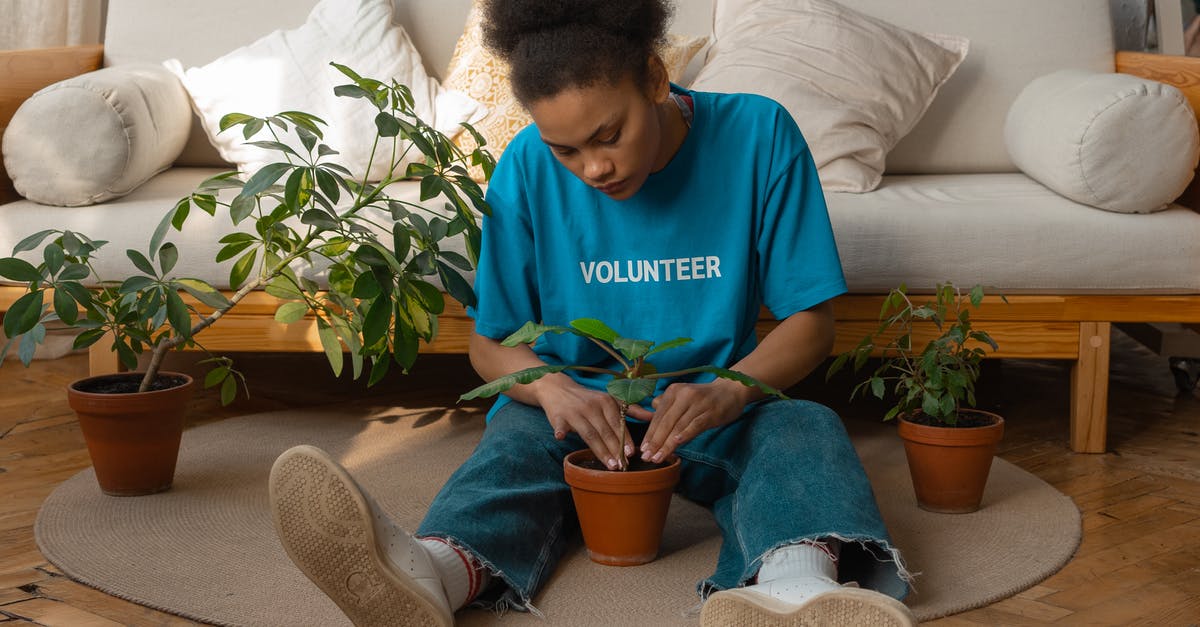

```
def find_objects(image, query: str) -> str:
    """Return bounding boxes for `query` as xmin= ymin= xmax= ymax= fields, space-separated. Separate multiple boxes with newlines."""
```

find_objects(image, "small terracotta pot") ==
xmin=563 ymin=449 xmax=682 ymax=566
xmin=897 ymin=409 xmax=1004 ymax=514
xmin=67 ymin=372 xmax=194 ymax=496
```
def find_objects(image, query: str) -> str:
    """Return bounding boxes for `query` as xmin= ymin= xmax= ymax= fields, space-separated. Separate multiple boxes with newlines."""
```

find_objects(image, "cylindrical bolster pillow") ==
xmin=1005 ymin=69 xmax=1200 ymax=214
xmin=2 ymin=63 xmax=191 ymax=207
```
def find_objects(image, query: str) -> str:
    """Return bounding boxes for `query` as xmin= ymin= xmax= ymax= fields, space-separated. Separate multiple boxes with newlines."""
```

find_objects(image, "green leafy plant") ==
xmin=460 ymin=317 xmax=787 ymax=467
xmin=826 ymin=283 xmax=1003 ymax=426
xmin=0 ymin=63 xmax=495 ymax=403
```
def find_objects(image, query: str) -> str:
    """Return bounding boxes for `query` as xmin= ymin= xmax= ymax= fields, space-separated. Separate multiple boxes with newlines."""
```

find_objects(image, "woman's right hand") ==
xmin=533 ymin=372 xmax=633 ymax=470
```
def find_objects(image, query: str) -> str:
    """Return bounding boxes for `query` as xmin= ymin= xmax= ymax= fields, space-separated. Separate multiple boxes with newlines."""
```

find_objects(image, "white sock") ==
xmin=418 ymin=537 xmax=490 ymax=610
xmin=757 ymin=541 xmax=838 ymax=583
xmin=741 ymin=542 xmax=842 ymax=606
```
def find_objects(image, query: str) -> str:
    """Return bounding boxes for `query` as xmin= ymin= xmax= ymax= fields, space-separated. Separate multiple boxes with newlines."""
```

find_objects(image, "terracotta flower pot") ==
xmin=897 ymin=409 xmax=1004 ymax=514
xmin=563 ymin=449 xmax=682 ymax=566
xmin=67 ymin=372 xmax=194 ymax=496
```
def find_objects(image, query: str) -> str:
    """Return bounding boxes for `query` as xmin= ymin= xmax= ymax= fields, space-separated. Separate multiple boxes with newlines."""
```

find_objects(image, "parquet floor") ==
xmin=1 ymin=330 xmax=1198 ymax=626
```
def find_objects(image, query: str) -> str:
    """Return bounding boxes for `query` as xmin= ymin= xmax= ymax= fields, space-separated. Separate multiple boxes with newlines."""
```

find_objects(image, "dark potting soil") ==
xmin=574 ymin=454 xmax=672 ymax=472
xmin=75 ymin=374 xmax=188 ymax=394
xmin=907 ymin=412 xmax=996 ymax=428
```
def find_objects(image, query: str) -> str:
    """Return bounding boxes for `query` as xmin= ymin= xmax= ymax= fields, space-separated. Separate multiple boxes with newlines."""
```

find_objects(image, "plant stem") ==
xmin=138 ymin=275 xmax=266 ymax=392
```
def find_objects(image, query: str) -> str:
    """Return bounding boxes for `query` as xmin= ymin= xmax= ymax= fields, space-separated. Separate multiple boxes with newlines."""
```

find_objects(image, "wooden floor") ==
xmin=1 ymin=330 xmax=1198 ymax=626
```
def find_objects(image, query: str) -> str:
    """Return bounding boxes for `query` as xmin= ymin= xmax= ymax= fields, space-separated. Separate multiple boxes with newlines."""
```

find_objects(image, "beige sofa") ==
xmin=3 ymin=0 xmax=1200 ymax=453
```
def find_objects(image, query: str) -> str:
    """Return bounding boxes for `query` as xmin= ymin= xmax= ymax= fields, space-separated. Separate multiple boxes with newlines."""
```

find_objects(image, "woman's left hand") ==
xmin=629 ymin=378 xmax=749 ymax=463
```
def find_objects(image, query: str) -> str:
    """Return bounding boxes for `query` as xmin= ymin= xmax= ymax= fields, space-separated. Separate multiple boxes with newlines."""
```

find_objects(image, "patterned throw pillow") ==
xmin=444 ymin=3 xmax=708 ymax=182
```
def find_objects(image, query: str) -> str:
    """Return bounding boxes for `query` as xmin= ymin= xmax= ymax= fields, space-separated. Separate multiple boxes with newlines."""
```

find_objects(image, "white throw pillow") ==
xmin=166 ymin=0 xmax=484 ymax=181
xmin=2 ymin=64 xmax=192 ymax=206
xmin=691 ymin=0 xmax=968 ymax=193
xmin=1006 ymin=69 xmax=1199 ymax=214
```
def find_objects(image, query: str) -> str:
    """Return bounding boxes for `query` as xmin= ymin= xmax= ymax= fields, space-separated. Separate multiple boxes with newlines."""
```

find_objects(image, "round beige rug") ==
xmin=35 ymin=407 xmax=1080 ymax=625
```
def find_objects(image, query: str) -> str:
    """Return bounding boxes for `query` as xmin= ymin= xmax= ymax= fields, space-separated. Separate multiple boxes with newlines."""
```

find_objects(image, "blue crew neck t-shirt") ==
xmin=468 ymin=87 xmax=847 ymax=420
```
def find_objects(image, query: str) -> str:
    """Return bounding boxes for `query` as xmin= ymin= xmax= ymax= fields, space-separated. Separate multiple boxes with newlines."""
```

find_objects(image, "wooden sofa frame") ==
xmin=4 ymin=47 xmax=1200 ymax=454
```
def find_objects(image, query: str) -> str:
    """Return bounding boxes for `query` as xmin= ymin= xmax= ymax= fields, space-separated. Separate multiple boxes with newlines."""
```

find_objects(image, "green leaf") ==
xmin=60 ymin=231 xmax=83 ymax=256
xmin=119 ymin=275 xmax=155 ymax=294
xmin=3 ymin=290 xmax=43 ymax=337
xmin=174 ymin=278 xmax=233 ymax=309
xmin=375 ymin=112 xmax=401 ymax=137
xmin=230 ymin=193 xmax=257 ymax=225
xmin=334 ymin=84 xmax=372 ymax=100
xmin=18 ymin=327 xmax=40 ymax=366
xmin=193 ymin=194 xmax=218 ymax=216
xmin=969 ymin=284 xmax=985 ymax=307
xmin=230 ymin=249 xmax=258 ymax=289
xmin=606 ymin=377 xmax=656 ymax=405
xmin=241 ymin=162 xmax=292 ymax=197
xmin=939 ymin=392 xmax=956 ymax=416
xmin=351 ymin=272 xmax=382 ymax=299
xmin=264 ymin=276 xmax=304 ymax=301
xmin=220 ymin=375 xmax=238 ymax=406
xmin=219 ymin=112 xmax=256 ymax=132
xmin=165 ymin=289 xmax=192 ymax=339
xmin=12 ymin=229 xmax=57 ymax=254
xmin=0 ymin=257 xmax=42 ymax=282
xmin=459 ymin=364 xmax=571 ymax=401
xmin=43 ymin=244 xmax=64 ymax=275
xmin=126 ymin=249 xmax=156 ymax=276
xmin=437 ymin=261 xmax=475 ymax=309
xmin=569 ymin=318 xmax=618 ymax=343
xmin=691 ymin=366 xmax=788 ymax=399
xmin=870 ymin=376 xmax=885 ymax=399
xmin=246 ymin=140 xmax=301 ymax=159
xmin=274 ymin=301 xmax=309 ymax=323
xmin=205 ymin=366 xmax=229 ymax=388
xmin=362 ymin=297 xmax=391 ymax=349
xmin=367 ymin=356 xmax=390 ymax=386
xmin=301 ymin=209 xmax=338 ymax=230
xmin=317 ymin=320 xmax=344 ymax=377
xmin=922 ymin=391 xmax=942 ymax=418
xmin=438 ymin=250 xmax=472 ymax=272
xmin=315 ymin=168 xmax=341 ymax=203
xmin=410 ymin=280 xmax=445 ymax=315
xmin=72 ymin=327 xmax=107 ymax=350
xmin=613 ymin=336 xmax=654 ymax=361
xmin=57 ymin=263 xmax=89 ymax=281
xmin=646 ymin=337 xmax=693 ymax=357
xmin=393 ymin=310 xmax=418 ymax=371
xmin=500 ymin=321 xmax=575 ymax=347
xmin=158 ymin=243 xmax=179 ymax=275
xmin=243 ymin=118 xmax=264 ymax=140
xmin=53 ymin=288 xmax=77 ymax=325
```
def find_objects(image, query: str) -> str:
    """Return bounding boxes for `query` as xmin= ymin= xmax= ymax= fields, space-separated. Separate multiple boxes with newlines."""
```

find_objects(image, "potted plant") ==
xmin=461 ymin=318 xmax=785 ymax=565
xmin=0 ymin=64 xmax=495 ymax=496
xmin=827 ymin=283 xmax=1005 ymax=513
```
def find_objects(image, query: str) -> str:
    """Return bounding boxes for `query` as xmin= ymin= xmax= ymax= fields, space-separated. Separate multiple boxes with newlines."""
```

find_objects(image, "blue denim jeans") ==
xmin=417 ymin=398 xmax=910 ymax=610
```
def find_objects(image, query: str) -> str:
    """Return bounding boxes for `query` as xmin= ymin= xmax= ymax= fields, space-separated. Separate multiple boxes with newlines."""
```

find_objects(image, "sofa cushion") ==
xmin=828 ymin=174 xmax=1200 ymax=293
xmin=693 ymin=0 xmax=967 ymax=192
xmin=442 ymin=1 xmax=709 ymax=182
xmin=1005 ymin=70 xmax=1199 ymax=214
xmin=166 ymin=0 xmax=484 ymax=181
xmin=713 ymin=0 xmax=1115 ymax=175
xmin=2 ymin=64 xmax=191 ymax=206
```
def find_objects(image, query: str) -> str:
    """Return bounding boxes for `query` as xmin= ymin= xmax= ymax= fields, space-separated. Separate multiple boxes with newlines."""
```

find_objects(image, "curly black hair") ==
xmin=480 ymin=0 xmax=672 ymax=104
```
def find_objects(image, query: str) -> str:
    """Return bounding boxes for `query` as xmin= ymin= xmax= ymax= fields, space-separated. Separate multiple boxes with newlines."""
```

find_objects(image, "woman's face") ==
xmin=527 ymin=65 xmax=676 ymax=201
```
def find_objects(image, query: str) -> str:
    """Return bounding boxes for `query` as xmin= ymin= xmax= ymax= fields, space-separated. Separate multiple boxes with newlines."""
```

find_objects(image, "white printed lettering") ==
xmin=691 ymin=257 xmax=705 ymax=278
xmin=660 ymin=259 xmax=675 ymax=280
xmin=676 ymin=258 xmax=691 ymax=280
xmin=581 ymin=261 xmax=596 ymax=284
xmin=626 ymin=260 xmax=643 ymax=282
xmin=642 ymin=259 xmax=659 ymax=282
xmin=706 ymin=256 xmax=721 ymax=278
xmin=595 ymin=261 xmax=613 ymax=283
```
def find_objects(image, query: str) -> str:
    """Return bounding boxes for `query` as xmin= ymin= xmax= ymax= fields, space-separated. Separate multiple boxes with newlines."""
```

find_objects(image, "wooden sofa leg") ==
xmin=1070 ymin=321 xmax=1110 ymax=454
xmin=88 ymin=334 xmax=121 ymax=376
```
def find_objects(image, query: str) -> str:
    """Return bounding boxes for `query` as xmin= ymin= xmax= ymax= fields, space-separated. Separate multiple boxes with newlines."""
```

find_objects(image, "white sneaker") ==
xmin=701 ymin=578 xmax=916 ymax=627
xmin=269 ymin=445 xmax=454 ymax=627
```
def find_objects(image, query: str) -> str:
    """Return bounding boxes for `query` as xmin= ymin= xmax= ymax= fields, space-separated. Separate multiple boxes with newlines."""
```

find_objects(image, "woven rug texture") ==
xmin=35 ymin=406 xmax=1081 ymax=625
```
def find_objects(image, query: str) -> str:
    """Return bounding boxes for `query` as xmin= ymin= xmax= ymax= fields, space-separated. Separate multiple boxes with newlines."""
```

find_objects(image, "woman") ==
xmin=269 ymin=1 xmax=914 ymax=624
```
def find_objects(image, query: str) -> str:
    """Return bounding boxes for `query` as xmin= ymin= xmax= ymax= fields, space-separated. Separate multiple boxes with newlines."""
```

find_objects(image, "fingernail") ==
xmin=607 ymin=458 xmax=618 ymax=469
xmin=652 ymin=452 xmax=663 ymax=463
xmin=625 ymin=443 xmax=634 ymax=456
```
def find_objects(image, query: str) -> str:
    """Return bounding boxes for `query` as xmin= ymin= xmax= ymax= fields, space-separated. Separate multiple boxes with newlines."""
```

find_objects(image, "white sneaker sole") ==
xmin=701 ymin=586 xmax=916 ymax=627
xmin=269 ymin=445 xmax=452 ymax=627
